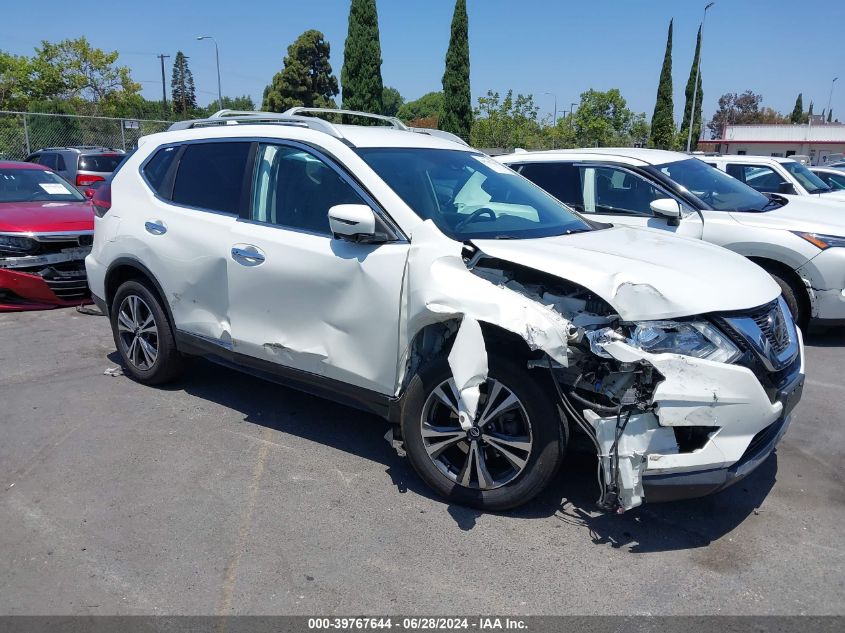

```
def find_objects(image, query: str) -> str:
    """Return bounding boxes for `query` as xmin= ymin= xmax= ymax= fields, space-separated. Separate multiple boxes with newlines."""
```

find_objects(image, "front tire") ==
xmin=401 ymin=354 xmax=565 ymax=511
xmin=769 ymin=270 xmax=808 ymax=329
xmin=110 ymin=280 xmax=183 ymax=385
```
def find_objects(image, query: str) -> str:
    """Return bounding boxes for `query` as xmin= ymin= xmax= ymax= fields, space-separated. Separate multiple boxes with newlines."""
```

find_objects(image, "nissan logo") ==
xmin=769 ymin=307 xmax=789 ymax=348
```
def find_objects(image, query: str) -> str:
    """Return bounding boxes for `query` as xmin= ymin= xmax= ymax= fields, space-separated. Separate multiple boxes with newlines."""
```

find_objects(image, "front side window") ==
xmin=726 ymin=164 xmax=784 ymax=194
xmin=250 ymin=144 xmax=365 ymax=235
xmin=171 ymin=142 xmax=251 ymax=213
xmin=782 ymin=160 xmax=830 ymax=194
xmin=653 ymin=158 xmax=771 ymax=212
xmin=356 ymin=148 xmax=591 ymax=240
xmin=0 ymin=167 xmax=85 ymax=202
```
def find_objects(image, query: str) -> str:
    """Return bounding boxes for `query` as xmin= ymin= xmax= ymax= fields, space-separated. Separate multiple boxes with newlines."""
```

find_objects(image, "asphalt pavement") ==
xmin=0 ymin=307 xmax=843 ymax=615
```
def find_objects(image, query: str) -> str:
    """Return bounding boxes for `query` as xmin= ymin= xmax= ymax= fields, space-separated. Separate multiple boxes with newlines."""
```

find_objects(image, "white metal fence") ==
xmin=0 ymin=111 xmax=172 ymax=160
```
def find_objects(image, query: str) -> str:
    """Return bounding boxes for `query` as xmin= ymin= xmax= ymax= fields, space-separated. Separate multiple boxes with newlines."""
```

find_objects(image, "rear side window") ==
xmin=78 ymin=153 xmax=123 ymax=172
xmin=38 ymin=153 xmax=58 ymax=170
xmin=172 ymin=142 xmax=251 ymax=213
xmin=517 ymin=163 xmax=585 ymax=210
xmin=142 ymin=146 xmax=179 ymax=195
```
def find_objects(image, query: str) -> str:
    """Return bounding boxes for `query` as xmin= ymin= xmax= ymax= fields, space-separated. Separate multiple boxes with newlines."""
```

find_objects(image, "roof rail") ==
xmin=283 ymin=107 xmax=409 ymax=130
xmin=409 ymin=127 xmax=469 ymax=146
xmin=167 ymin=109 xmax=345 ymax=140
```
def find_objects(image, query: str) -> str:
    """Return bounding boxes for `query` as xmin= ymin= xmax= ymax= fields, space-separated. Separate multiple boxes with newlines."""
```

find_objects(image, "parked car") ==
xmin=0 ymin=161 xmax=94 ymax=310
xmin=823 ymin=161 xmax=845 ymax=171
xmin=704 ymin=154 xmax=845 ymax=203
xmin=810 ymin=166 xmax=845 ymax=191
xmin=498 ymin=148 xmax=845 ymax=327
xmin=25 ymin=146 xmax=125 ymax=193
xmin=86 ymin=109 xmax=804 ymax=512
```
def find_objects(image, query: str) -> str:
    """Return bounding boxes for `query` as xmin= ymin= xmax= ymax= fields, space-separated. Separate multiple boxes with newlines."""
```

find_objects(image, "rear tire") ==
xmin=110 ymin=280 xmax=183 ymax=385
xmin=401 ymin=354 xmax=566 ymax=511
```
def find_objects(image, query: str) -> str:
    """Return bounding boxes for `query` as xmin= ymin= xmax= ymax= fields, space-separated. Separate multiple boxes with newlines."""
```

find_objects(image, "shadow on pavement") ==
xmin=804 ymin=326 xmax=845 ymax=347
xmin=134 ymin=356 xmax=777 ymax=551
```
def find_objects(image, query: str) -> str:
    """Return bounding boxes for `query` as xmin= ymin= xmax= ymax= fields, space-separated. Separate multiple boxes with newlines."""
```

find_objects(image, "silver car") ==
xmin=25 ymin=146 xmax=125 ymax=192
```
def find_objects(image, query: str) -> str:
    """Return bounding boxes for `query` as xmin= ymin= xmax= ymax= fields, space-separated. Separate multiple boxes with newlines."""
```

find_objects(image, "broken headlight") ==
xmin=628 ymin=320 xmax=741 ymax=364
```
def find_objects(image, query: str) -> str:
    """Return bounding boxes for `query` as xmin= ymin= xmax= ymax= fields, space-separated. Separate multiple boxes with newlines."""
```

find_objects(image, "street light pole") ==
xmin=569 ymin=102 xmax=577 ymax=128
xmin=544 ymin=92 xmax=558 ymax=126
xmin=686 ymin=2 xmax=715 ymax=152
xmin=197 ymin=36 xmax=223 ymax=108
xmin=827 ymin=77 xmax=839 ymax=123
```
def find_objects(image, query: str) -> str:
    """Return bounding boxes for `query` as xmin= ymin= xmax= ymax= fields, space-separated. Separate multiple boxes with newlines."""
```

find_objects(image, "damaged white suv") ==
xmin=85 ymin=109 xmax=805 ymax=512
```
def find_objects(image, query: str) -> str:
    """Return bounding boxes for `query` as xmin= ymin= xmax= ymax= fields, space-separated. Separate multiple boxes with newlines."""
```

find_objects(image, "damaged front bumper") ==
xmin=0 ymin=249 xmax=92 ymax=310
xmin=584 ymin=326 xmax=805 ymax=510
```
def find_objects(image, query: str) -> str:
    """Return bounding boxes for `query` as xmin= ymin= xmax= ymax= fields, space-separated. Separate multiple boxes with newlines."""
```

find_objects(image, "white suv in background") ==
xmin=705 ymin=154 xmax=845 ymax=203
xmin=499 ymin=148 xmax=845 ymax=327
xmin=85 ymin=111 xmax=804 ymax=512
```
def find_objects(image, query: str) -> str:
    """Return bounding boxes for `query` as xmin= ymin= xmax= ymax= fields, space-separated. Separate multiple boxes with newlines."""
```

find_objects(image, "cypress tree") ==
xmin=170 ymin=51 xmax=197 ymax=118
xmin=440 ymin=0 xmax=472 ymax=140
xmin=790 ymin=93 xmax=803 ymax=124
xmin=341 ymin=0 xmax=383 ymax=117
xmin=262 ymin=30 xmax=339 ymax=112
xmin=649 ymin=19 xmax=675 ymax=150
xmin=679 ymin=25 xmax=703 ymax=150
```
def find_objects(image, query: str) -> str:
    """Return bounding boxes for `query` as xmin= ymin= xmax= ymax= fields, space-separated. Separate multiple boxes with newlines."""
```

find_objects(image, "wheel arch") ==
xmin=104 ymin=258 xmax=176 ymax=329
xmin=747 ymin=256 xmax=811 ymax=317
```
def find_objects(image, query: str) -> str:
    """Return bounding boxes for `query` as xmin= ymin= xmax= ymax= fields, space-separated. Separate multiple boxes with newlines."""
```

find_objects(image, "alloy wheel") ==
xmin=420 ymin=377 xmax=533 ymax=490
xmin=116 ymin=294 xmax=159 ymax=370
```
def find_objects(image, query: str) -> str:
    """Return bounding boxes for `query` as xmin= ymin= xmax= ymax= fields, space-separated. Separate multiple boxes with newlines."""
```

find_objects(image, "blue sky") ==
xmin=4 ymin=0 xmax=844 ymax=122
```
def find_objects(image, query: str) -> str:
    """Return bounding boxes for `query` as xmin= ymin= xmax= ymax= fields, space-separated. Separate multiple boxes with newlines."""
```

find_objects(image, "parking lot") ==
xmin=0 ymin=306 xmax=843 ymax=615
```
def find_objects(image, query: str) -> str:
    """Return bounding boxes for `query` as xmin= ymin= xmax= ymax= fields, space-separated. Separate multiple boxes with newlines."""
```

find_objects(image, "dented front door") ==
xmin=226 ymin=143 xmax=409 ymax=394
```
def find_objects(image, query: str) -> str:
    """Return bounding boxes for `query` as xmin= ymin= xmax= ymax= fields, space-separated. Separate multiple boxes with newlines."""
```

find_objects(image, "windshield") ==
xmin=783 ymin=160 xmax=831 ymax=194
xmin=651 ymin=158 xmax=772 ymax=212
xmin=356 ymin=148 xmax=592 ymax=240
xmin=0 ymin=168 xmax=85 ymax=203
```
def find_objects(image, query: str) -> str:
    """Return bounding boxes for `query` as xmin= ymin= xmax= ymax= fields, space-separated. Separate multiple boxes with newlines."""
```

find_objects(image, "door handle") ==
xmin=231 ymin=245 xmax=266 ymax=266
xmin=144 ymin=220 xmax=167 ymax=235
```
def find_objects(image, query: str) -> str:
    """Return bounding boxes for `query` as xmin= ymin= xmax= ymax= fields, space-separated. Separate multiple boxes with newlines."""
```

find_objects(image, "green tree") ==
xmin=341 ymin=0 xmax=383 ymax=116
xmin=790 ymin=93 xmax=803 ymax=124
xmin=573 ymin=88 xmax=640 ymax=147
xmin=440 ymin=0 xmax=472 ymax=140
xmin=397 ymin=91 xmax=443 ymax=122
xmin=170 ymin=51 xmax=197 ymax=118
xmin=707 ymin=91 xmax=786 ymax=138
xmin=649 ymin=19 xmax=675 ymax=149
xmin=205 ymin=95 xmax=256 ymax=115
xmin=381 ymin=86 xmax=404 ymax=117
xmin=33 ymin=37 xmax=139 ymax=102
xmin=470 ymin=90 xmax=544 ymax=149
xmin=263 ymin=30 xmax=339 ymax=112
xmin=679 ymin=25 xmax=703 ymax=151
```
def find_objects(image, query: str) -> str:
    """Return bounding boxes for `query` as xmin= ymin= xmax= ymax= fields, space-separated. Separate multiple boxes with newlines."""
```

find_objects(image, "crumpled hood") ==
xmin=730 ymin=195 xmax=845 ymax=235
xmin=472 ymin=225 xmax=779 ymax=321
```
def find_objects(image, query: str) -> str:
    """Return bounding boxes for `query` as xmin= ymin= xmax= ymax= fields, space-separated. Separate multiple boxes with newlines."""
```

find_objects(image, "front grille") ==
xmin=747 ymin=300 xmax=791 ymax=355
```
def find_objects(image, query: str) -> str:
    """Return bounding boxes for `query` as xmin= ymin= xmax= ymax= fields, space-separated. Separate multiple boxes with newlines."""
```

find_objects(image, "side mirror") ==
xmin=328 ymin=204 xmax=380 ymax=243
xmin=777 ymin=181 xmax=796 ymax=195
xmin=650 ymin=198 xmax=682 ymax=222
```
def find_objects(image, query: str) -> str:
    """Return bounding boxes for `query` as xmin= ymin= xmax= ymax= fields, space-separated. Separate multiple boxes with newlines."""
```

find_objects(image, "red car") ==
xmin=0 ymin=161 xmax=94 ymax=311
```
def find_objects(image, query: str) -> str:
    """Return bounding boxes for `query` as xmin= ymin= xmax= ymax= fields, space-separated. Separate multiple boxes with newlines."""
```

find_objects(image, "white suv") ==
xmin=85 ymin=110 xmax=804 ymax=512
xmin=499 ymin=148 xmax=845 ymax=327
xmin=705 ymin=154 xmax=845 ymax=203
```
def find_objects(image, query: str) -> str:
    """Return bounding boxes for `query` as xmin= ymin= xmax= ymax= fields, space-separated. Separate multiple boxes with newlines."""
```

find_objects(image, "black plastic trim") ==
xmin=174 ymin=329 xmax=402 ymax=423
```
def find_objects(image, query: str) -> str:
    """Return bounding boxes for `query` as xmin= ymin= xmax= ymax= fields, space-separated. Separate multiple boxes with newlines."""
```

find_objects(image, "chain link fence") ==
xmin=0 ymin=111 xmax=172 ymax=160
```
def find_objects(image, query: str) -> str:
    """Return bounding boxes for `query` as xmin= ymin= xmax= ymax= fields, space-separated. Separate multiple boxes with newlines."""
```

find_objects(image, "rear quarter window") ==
xmin=142 ymin=146 xmax=179 ymax=196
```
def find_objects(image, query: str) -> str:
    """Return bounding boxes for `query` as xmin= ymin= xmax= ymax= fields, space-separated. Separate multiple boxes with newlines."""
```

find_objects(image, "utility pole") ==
xmin=687 ymin=2 xmax=715 ymax=152
xmin=827 ymin=77 xmax=839 ymax=124
xmin=157 ymin=53 xmax=171 ymax=116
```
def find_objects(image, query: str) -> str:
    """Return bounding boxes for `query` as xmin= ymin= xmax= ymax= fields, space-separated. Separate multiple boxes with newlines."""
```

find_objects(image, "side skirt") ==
xmin=174 ymin=330 xmax=402 ymax=423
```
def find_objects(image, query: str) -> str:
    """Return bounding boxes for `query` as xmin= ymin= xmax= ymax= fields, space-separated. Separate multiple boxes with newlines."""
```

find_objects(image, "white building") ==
xmin=703 ymin=123 xmax=845 ymax=165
